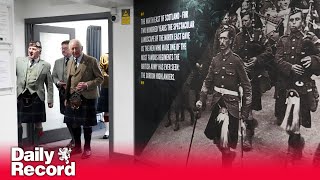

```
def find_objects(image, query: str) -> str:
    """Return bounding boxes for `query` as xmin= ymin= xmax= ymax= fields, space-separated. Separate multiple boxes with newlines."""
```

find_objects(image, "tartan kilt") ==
xmin=64 ymin=97 xmax=97 ymax=126
xmin=97 ymin=88 xmax=108 ymax=113
xmin=17 ymin=92 xmax=46 ymax=123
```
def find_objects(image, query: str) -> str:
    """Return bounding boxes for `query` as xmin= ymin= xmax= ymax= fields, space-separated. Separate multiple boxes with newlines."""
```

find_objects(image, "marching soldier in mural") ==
xmin=275 ymin=8 xmax=320 ymax=165
xmin=196 ymin=25 xmax=252 ymax=167
xmin=16 ymin=41 xmax=54 ymax=147
xmin=232 ymin=12 xmax=274 ymax=151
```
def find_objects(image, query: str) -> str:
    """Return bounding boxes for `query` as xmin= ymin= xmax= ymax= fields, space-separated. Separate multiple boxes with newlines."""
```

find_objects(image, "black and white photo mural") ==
xmin=134 ymin=0 xmax=320 ymax=168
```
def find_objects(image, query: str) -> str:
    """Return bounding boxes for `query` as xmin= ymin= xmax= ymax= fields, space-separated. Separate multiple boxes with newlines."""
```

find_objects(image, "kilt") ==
xmin=64 ymin=97 xmax=97 ymax=126
xmin=17 ymin=91 xmax=46 ymax=123
xmin=204 ymin=102 xmax=239 ymax=149
xmin=97 ymin=88 xmax=108 ymax=113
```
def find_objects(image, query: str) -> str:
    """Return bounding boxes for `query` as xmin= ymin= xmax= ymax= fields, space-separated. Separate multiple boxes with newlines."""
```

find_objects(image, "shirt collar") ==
xmin=74 ymin=53 xmax=83 ymax=63
xmin=65 ymin=56 xmax=72 ymax=62
xmin=29 ymin=57 xmax=40 ymax=63
xmin=222 ymin=49 xmax=232 ymax=58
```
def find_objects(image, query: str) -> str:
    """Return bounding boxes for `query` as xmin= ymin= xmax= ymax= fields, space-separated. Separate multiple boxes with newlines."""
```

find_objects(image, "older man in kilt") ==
xmin=64 ymin=39 xmax=103 ymax=159
xmin=196 ymin=26 xmax=252 ymax=167
xmin=16 ymin=41 xmax=54 ymax=147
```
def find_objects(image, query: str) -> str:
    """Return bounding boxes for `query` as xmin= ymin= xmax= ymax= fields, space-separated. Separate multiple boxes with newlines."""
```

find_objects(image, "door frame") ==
xmin=24 ymin=12 xmax=114 ymax=153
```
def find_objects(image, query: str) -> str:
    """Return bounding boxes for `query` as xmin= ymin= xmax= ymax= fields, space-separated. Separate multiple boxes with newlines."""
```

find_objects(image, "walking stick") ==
xmin=238 ymin=86 xmax=244 ymax=166
xmin=186 ymin=108 xmax=201 ymax=167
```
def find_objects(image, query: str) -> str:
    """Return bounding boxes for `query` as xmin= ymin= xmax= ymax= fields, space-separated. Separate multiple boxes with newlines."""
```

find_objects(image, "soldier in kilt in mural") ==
xmin=16 ymin=41 xmax=54 ymax=148
xmin=232 ymin=12 xmax=274 ymax=151
xmin=275 ymin=8 xmax=320 ymax=166
xmin=196 ymin=26 xmax=252 ymax=167
xmin=64 ymin=39 xmax=103 ymax=159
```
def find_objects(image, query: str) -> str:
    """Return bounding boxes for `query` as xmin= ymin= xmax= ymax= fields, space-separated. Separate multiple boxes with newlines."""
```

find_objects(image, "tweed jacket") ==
xmin=52 ymin=56 xmax=73 ymax=86
xmin=16 ymin=57 xmax=54 ymax=103
xmin=66 ymin=54 xmax=103 ymax=99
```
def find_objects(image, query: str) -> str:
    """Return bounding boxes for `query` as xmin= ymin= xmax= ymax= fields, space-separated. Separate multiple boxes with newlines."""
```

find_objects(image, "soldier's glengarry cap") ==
xmin=29 ymin=41 xmax=42 ymax=48
xmin=219 ymin=25 xmax=236 ymax=37
xmin=289 ymin=7 xmax=302 ymax=16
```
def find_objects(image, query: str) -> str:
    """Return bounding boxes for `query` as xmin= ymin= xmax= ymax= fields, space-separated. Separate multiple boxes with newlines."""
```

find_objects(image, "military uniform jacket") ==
xmin=16 ymin=57 xmax=53 ymax=103
xmin=200 ymin=51 xmax=252 ymax=118
xmin=232 ymin=28 xmax=273 ymax=73
xmin=275 ymin=31 xmax=320 ymax=91
xmin=66 ymin=54 xmax=103 ymax=99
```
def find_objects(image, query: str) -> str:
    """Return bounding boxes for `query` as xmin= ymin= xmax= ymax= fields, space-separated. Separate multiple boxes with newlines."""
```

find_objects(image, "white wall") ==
xmin=12 ymin=0 xmax=135 ymax=156
xmin=112 ymin=7 xmax=134 ymax=155
xmin=0 ymin=0 xmax=17 ymax=153
xmin=14 ymin=0 xmax=110 ymax=58
xmin=43 ymin=20 xmax=109 ymax=55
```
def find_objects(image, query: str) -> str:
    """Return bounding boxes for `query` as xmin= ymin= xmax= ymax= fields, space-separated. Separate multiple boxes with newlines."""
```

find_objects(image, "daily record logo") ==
xmin=11 ymin=147 xmax=75 ymax=176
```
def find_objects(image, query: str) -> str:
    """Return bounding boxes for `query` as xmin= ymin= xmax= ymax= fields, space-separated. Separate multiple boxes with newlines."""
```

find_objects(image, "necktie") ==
xmin=74 ymin=58 xmax=78 ymax=70
xmin=65 ymin=57 xmax=69 ymax=66
xmin=30 ymin=59 xmax=35 ymax=67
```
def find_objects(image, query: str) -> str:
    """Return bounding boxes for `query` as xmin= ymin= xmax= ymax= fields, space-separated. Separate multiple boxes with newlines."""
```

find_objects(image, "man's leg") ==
xmin=82 ymin=126 xmax=92 ymax=159
xmin=103 ymin=113 xmax=109 ymax=139
xmin=33 ymin=122 xmax=43 ymax=146
xmin=66 ymin=123 xmax=75 ymax=147
xmin=287 ymin=133 xmax=305 ymax=166
xmin=72 ymin=124 xmax=82 ymax=154
xmin=218 ymin=146 xmax=236 ymax=168
xmin=243 ymin=112 xmax=256 ymax=151
xmin=18 ymin=123 xmax=23 ymax=148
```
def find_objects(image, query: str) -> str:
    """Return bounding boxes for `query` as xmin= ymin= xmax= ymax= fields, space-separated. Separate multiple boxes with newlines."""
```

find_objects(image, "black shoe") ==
xmin=173 ymin=123 xmax=180 ymax=131
xmin=81 ymin=149 xmax=91 ymax=159
xmin=71 ymin=147 xmax=82 ymax=155
xmin=103 ymin=135 xmax=109 ymax=139
xmin=243 ymin=138 xmax=253 ymax=152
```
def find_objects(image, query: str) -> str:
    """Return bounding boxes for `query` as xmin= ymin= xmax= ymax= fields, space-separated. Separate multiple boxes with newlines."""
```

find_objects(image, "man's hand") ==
xmin=196 ymin=100 xmax=202 ymax=109
xmin=301 ymin=56 xmax=312 ymax=69
xmin=58 ymin=81 xmax=67 ymax=89
xmin=291 ymin=64 xmax=305 ymax=75
xmin=48 ymin=103 xmax=53 ymax=108
xmin=76 ymin=82 xmax=88 ymax=91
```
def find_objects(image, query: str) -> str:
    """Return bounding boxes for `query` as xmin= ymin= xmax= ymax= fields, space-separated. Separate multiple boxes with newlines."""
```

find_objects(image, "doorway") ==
xmin=23 ymin=13 xmax=113 ymax=148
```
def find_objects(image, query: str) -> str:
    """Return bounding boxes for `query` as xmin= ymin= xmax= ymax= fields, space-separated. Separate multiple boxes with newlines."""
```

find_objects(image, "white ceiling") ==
xmin=68 ymin=0 xmax=133 ymax=8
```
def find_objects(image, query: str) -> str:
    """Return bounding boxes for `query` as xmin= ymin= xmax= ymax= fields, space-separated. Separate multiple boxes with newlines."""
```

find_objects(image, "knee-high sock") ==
xmin=66 ymin=123 xmax=74 ymax=142
xmin=18 ymin=125 xmax=23 ymax=148
xmin=104 ymin=122 xmax=109 ymax=136
xmin=73 ymin=126 xmax=82 ymax=149
xmin=34 ymin=127 xmax=43 ymax=146
xmin=83 ymin=127 xmax=92 ymax=150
